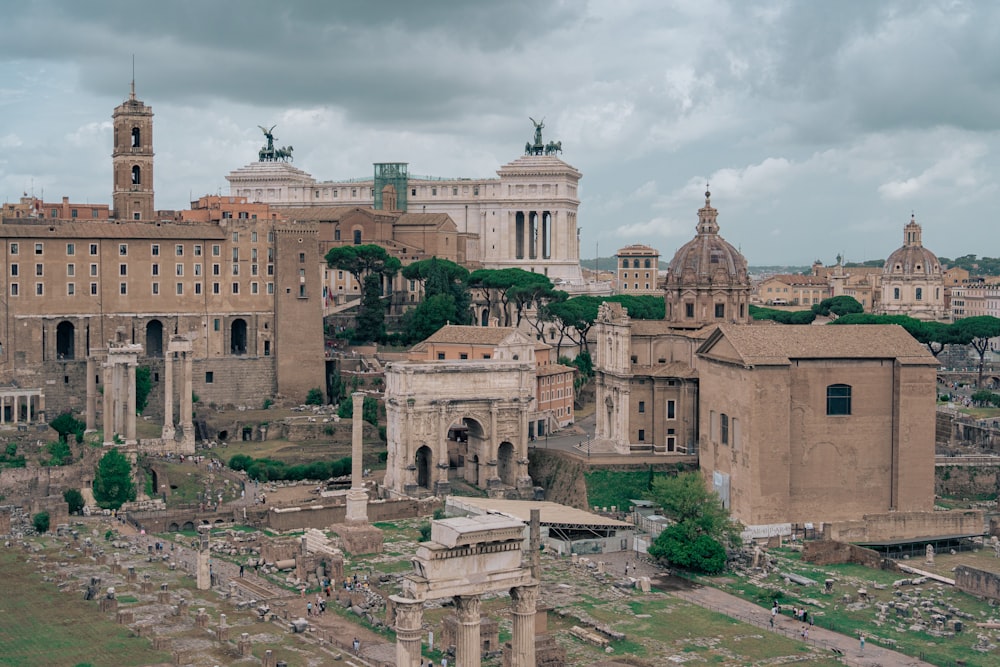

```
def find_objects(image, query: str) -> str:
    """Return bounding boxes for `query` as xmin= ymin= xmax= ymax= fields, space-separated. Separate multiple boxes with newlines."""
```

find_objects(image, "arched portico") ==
xmin=384 ymin=360 xmax=535 ymax=499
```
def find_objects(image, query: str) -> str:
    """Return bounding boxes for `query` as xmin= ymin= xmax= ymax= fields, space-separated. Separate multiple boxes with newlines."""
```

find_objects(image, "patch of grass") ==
xmin=584 ymin=469 xmax=658 ymax=510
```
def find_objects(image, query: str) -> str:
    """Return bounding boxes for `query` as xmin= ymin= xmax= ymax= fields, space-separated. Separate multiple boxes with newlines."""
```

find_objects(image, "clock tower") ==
xmin=112 ymin=81 xmax=154 ymax=220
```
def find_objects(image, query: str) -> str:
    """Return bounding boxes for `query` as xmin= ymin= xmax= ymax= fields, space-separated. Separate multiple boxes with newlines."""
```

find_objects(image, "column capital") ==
xmin=510 ymin=584 xmax=538 ymax=613
xmin=454 ymin=594 xmax=481 ymax=620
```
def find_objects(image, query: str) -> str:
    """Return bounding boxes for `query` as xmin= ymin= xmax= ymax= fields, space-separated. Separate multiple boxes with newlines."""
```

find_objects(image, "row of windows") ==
xmin=891 ymin=287 xmax=940 ymax=301
xmin=10 ymin=282 xmax=275 ymax=297
xmin=10 ymin=238 xmax=275 ymax=257
xmin=636 ymin=399 xmax=677 ymax=419
xmin=621 ymin=272 xmax=652 ymax=279
xmin=621 ymin=259 xmax=654 ymax=268
xmin=12 ymin=262 xmax=275 ymax=278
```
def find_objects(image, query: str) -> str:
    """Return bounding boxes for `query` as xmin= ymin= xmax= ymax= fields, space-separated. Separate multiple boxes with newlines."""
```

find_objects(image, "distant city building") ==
xmin=877 ymin=215 xmax=948 ymax=321
xmin=615 ymin=244 xmax=660 ymax=295
xmin=757 ymin=274 xmax=829 ymax=306
xmin=2 ymin=196 xmax=111 ymax=221
xmin=227 ymin=124 xmax=587 ymax=287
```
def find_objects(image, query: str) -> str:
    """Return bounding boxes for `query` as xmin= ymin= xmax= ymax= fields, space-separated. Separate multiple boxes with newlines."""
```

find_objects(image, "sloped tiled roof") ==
xmin=0 ymin=221 xmax=225 ymax=239
xmin=698 ymin=324 xmax=938 ymax=367
xmin=761 ymin=274 xmax=829 ymax=286
xmin=422 ymin=325 xmax=519 ymax=346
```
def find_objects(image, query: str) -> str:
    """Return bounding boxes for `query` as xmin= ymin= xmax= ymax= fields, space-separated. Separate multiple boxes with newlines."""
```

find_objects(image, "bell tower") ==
xmin=112 ymin=81 xmax=154 ymax=220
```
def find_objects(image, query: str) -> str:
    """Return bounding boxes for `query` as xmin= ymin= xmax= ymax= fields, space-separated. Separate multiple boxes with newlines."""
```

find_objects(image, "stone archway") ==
xmin=384 ymin=359 xmax=535 ymax=499
xmin=56 ymin=321 xmax=75 ymax=359
xmin=497 ymin=441 xmax=516 ymax=487
xmin=415 ymin=445 xmax=432 ymax=490
xmin=145 ymin=320 xmax=163 ymax=357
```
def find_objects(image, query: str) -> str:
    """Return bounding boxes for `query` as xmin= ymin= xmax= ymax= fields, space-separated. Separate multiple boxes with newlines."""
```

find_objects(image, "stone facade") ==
xmin=696 ymin=324 xmax=939 ymax=527
xmin=615 ymin=243 xmax=660 ymax=295
xmin=384 ymin=356 xmax=535 ymax=499
xmin=227 ymin=130 xmax=585 ymax=285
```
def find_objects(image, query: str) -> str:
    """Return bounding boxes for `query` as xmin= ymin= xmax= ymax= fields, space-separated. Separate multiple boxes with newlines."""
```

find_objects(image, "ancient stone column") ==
xmin=86 ymin=357 xmax=97 ymax=431
xmin=391 ymin=595 xmax=424 ymax=667
xmin=454 ymin=594 xmax=482 ymax=667
xmin=196 ymin=526 xmax=210 ymax=590
xmin=346 ymin=392 xmax=368 ymax=522
xmin=126 ymin=361 xmax=137 ymax=441
xmin=509 ymin=584 xmax=538 ymax=667
xmin=180 ymin=351 xmax=194 ymax=449
xmin=161 ymin=351 xmax=175 ymax=440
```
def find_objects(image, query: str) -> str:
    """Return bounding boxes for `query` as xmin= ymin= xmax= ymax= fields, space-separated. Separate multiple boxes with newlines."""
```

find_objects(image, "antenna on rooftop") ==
xmin=130 ymin=54 xmax=136 ymax=100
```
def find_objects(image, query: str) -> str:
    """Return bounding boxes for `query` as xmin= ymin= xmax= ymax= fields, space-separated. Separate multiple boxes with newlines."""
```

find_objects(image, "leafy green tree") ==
xmin=63 ymin=488 xmax=85 ymax=514
xmin=305 ymin=387 xmax=324 ymax=405
xmin=136 ymin=365 xmax=152 ymax=414
xmin=646 ymin=472 xmax=740 ymax=574
xmin=403 ymin=257 xmax=471 ymax=315
xmin=92 ymin=448 xmax=136 ymax=510
xmin=326 ymin=245 xmax=401 ymax=343
xmin=32 ymin=511 xmax=50 ymax=533
xmin=43 ymin=440 xmax=73 ymax=466
xmin=228 ymin=453 xmax=254 ymax=471
xmin=337 ymin=395 xmax=379 ymax=426
xmin=750 ymin=305 xmax=817 ymax=324
xmin=402 ymin=293 xmax=458 ymax=343
xmin=49 ymin=411 xmax=85 ymax=444
xmin=811 ymin=295 xmax=863 ymax=317
xmin=469 ymin=268 xmax=552 ymax=326
xmin=952 ymin=316 xmax=1000 ymax=387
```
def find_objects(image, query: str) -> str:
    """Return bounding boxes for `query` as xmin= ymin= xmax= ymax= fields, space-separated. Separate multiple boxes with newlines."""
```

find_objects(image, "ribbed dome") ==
xmin=666 ymin=190 xmax=749 ymax=287
xmin=883 ymin=216 xmax=941 ymax=277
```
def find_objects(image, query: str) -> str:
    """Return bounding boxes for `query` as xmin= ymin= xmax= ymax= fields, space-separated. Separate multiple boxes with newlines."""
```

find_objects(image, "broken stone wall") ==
xmin=955 ymin=565 xmax=1000 ymax=601
xmin=801 ymin=540 xmax=887 ymax=569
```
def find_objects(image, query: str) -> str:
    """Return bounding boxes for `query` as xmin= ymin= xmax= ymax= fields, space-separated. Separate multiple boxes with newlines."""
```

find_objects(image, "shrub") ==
xmin=418 ymin=522 xmax=432 ymax=541
xmin=433 ymin=508 xmax=446 ymax=520
xmin=263 ymin=398 xmax=274 ymax=410
xmin=64 ymin=488 xmax=85 ymax=514
xmin=44 ymin=440 xmax=73 ymax=466
xmin=228 ymin=454 xmax=254 ymax=471
xmin=305 ymin=388 xmax=324 ymax=405
xmin=33 ymin=511 xmax=50 ymax=533
xmin=49 ymin=411 xmax=85 ymax=444
xmin=92 ymin=448 xmax=136 ymax=510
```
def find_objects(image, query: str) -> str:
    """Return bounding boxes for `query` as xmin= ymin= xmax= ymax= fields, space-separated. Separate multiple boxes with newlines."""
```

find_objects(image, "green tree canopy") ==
xmin=49 ymin=412 xmax=85 ymax=444
xmin=324 ymin=244 xmax=402 ymax=283
xmin=136 ymin=366 xmax=152 ymax=414
xmin=469 ymin=268 xmax=552 ymax=326
xmin=750 ymin=305 xmax=816 ymax=324
xmin=92 ymin=448 xmax=136 ymax=510
xmin=952 ymin=316 xmax=1000 ymax=387
xmin=812 ymin=295 xmax=864 ymax=317
xmin=402 ymin=293 xmax=459 ymax=343
xmin=63 ymin=488 xmax=85 ymax=514
xmin=646 ymin=472 xmax=740 ymax=574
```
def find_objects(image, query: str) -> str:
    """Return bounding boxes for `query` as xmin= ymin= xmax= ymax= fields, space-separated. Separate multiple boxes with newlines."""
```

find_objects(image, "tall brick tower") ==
xmin=112 ymin=81 xmax=154 ymax=220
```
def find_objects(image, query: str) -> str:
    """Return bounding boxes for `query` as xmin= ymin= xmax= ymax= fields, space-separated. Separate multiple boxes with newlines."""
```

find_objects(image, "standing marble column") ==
xmin=345 ymin=392 xmax=368 ymax=522
xmin=0 ymin=395 xmax=5 ymax=424
xmin=12 ymin=394 xmax=18 ymax=424
xmin=509 ymin=585 xmax=538 ymax=667
xmin=180 ymin=351 xmax=194 ymax=447
xmin=126 ymin=362 xmax=137 ymax=442
xmin=161 ymin=351 xmax=175 ymax=440
xmin=103 ymin=363 xmax=114 ymax=444
xmin=454 ymin=594 xmax=482 ymax=667
xmin=86 ymin=358 xmax=97 ymax=431
xmin=391 ymin=595 xmax=424 ymax=667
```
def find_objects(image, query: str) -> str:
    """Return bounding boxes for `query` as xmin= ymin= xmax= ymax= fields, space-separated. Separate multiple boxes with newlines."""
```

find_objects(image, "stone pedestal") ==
xmin=262 ymin=650 xmax=276 ymax=667
xmin=158 ymin=583 xmax=170 ymax=604
xmin=216 ymin=613 xmax=228 ymax=642
xmin=332 ymin=523 xmax=384 ymax=555
xmin=177 ymin=598 xmax=189 ymax=617
xmin=195 ymin=608 xmax=209 ymax=628
xmin=238 ymin=633 xmax=252 ymax=657
xmin=125 ymin=566 xmax=137 ymax=583
xmin=345 ymin=392 xmax=369 ymax=522
xmin=116 ymin=609 xmax=134 ymax=625
xmin=99 ymin=597 xmax=118 ymax=613
xmin=140 ymin=575 xmax=153 ymax=594
xmin=392 ymin=596 xmax=424 ymax=667
xmin=455 ymin=595 xmax=482 ymax=667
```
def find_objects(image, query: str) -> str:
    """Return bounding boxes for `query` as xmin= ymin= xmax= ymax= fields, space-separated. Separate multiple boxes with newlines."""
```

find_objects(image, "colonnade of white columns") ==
xmin=0 ymin=390 xmax=44 ymax=426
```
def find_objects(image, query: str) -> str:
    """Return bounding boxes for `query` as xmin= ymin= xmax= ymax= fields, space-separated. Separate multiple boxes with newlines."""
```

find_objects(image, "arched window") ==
xmin=633 ymin=259 xmax=641 ymax=268
xmin=826 ymin=384 xmax=852 ymax=415
xmin=644 ymin=259 xmax=651 ymax=268
xmin=131 ymin=165 xmax=141 ymax=185
xmin=622 ymin=259 xmax=628 ymax=268
xmin=915 ymin=287 xmax=923 ymax=301
xmin=56 ymin=321 xmax=75 ymax=359
xmin=131 ymin=127 xmax=140 ymax=148
xmin=353 ymin=229 xmax=362 ymax=245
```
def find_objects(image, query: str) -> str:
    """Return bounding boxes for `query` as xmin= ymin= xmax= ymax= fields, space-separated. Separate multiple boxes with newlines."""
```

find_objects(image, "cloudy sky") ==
xmin=0 ymin=0 xmax=996 ymax=265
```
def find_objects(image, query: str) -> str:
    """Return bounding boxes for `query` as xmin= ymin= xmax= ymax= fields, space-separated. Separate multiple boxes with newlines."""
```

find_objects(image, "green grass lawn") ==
xmin=0 ymin=550 xmax=171 ymax=667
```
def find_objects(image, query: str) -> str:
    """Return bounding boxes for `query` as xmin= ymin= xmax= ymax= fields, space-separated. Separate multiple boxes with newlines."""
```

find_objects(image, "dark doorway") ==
xmin=145 ymin=319 xmax=163 ymax=357
xmin=415 ymin=445 xmax=432 ymax=489
xmin=498 ymin=441 xmax=515 ymax=486
xmin=231 ymin=318 xmax=247 ymax=355
xmin=56 ymin=321 xmax=75 ymax=359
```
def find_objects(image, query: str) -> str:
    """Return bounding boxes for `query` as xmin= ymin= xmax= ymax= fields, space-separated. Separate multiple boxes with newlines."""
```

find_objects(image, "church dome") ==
xmin=666 ymin=189 xmax=749 ymax=288
xmin=883 ymin=216 xmax=941 ymax=277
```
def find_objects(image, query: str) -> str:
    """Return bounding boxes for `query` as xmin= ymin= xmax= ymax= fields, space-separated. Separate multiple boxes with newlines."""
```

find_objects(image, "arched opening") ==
xmin=214 ymin=519 xmax=225 ymax=525
xmin=353 ymin=229 xmax=362 ymax=245
xmin=131 ymin=165 xmax=141 ymax=185
xmin=56 ymin=321 xmax=75 ymax=359
xmin=218 ymin=430 xmax=229 ymax=442
xmin=131 ymin=127 xmax=141 ymax=148
xmin=497 ymin=441 xmax=516 ymax=487
xmin=481 ymin=309 xmax=489 ymax=327
xmin=168 ymin=522 xmax=180 ymax=532
xmin=230 ymin=318 xmax=247 ymax=355
xmin=182 ymin=521 xmax=195 ymax=532
xmin=448 ymin=417 xmax=486 ymax=481
xmin=415 ymin=445 xmax=432 ymax=490
xmin=145 ymin=319 xmax=163 ymax=357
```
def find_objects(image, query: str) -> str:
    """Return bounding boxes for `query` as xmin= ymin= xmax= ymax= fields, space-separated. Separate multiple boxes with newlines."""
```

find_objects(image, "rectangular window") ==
xmin=251 ymin=282 xmax=259 ymax=294
xmin=252 ymin=248 xmax=258 ymax=262
xmin=213 ymin=318 xmax=220 ymax=331
xmin=35 ymin=283 xmax=43 ymax=296
xmin=152 ymin=282 xmax=159 ymax=295
xmin=267 ymin=231 xmax=274 ymax=243
xmin=437 ymin=352 xmax=446 ymax=360
xmin=685 ymin=302 xmax=694 ymax=318
xmin=90 ymin=264 xmax=98 ymax=276
xmin=151 ymin=244 xmax=160 ymax=256
xmin=35 ymin=263 xmax=43 ymax=277
xmin=9 ymin=242 xmax=18 ymax=255
xmin=232 ymin=232 xmax=239 ymax=243
xmin=232 ymin=247 xmax=239 ymax=261
xmin=67 ymin=264 xmax=75 ymax=277
xmin=118 ymin=244 xmax=127 ymax=256
xmin=826 ymin=384 xmax=852 ymax=415
xmin=194 ymin=244 xmax=202 ymax=256
xmin=267 ymin=264 xmax=274 ymax=276
xmin=251 ymin=231 xmax=257 ymax=243
xmin=194 ymin=283 xmax=202 ymax=295
xmin=175 ymin=244 xmax=184 ymax=256
xmin=721 ymin=413 xmax=729 ymax=445
xmin=266 ymin=282 xmax=274 ymax=294
xmin=205 ymin=371 xmax=214 ymax=383
xmin=299 ymin=252 xmax=305 ymax=263
xmin=152 ymin=264 xmax=160 ymax=276
xmin=34 ymin=243 xmax=43 ymax=255
xmin=638 ymin=401 xmax=645 ymax=413
xmin=119 ymin=264 xmax=127 ymax=276
xmin=67 ymin=283 xmax=75 ymax=296
xmin=251 ymin=264 xmax=258 ymax=276
xmin=66 ymin=243 xmax=75 ymax=256
xmin=89 ymin=243 xmax=97 ymax=255
xmin=175 ymin=264 xmax=183 ymax=277
xmin=176 ymin=283 xmax=183 ymax=295
xmin=460 ymin=353 xmax=468 ymax=359
xmin=9 ymin=264 xmax=17 ymax=277
xmin=119 ymin=282 xmax=127 ymax=295
xmin=715 ymin=303 xmax=725 ymax=318
xmin=232 ymin=282 xmax=239 ymax=294
xmin=213 ymin=263 xmax=220 ymax=276
xmin=90 ymin=283 xmax=97 ymax=295
xmin=9 ymin=283 xmax=18 ymax=296
xmin=212 ymin=244 xmax=221 ymax=256
xmin=194 ymin=263 xmax=202 ymax=276
xmin=638 ymin=429 xmax=645 ymax=442
xmin=212 ymin=282 xmax=220 ymax=294
xmin=232 ymin=263 xmax=239 ymax=276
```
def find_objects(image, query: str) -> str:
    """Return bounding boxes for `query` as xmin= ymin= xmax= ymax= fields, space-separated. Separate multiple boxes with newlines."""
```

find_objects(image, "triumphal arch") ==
xmin=384 ymin=359 xmax=535 ymax=499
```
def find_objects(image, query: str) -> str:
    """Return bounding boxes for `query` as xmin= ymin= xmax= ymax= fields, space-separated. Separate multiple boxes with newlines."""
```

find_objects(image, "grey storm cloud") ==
xmin=2 ymin=0 xmax=1000 ymax=265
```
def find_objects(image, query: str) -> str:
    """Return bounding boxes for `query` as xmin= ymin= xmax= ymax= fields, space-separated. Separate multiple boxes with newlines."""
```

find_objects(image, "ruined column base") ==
xmin=331 ymin=523 xmax=384 ymax=555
